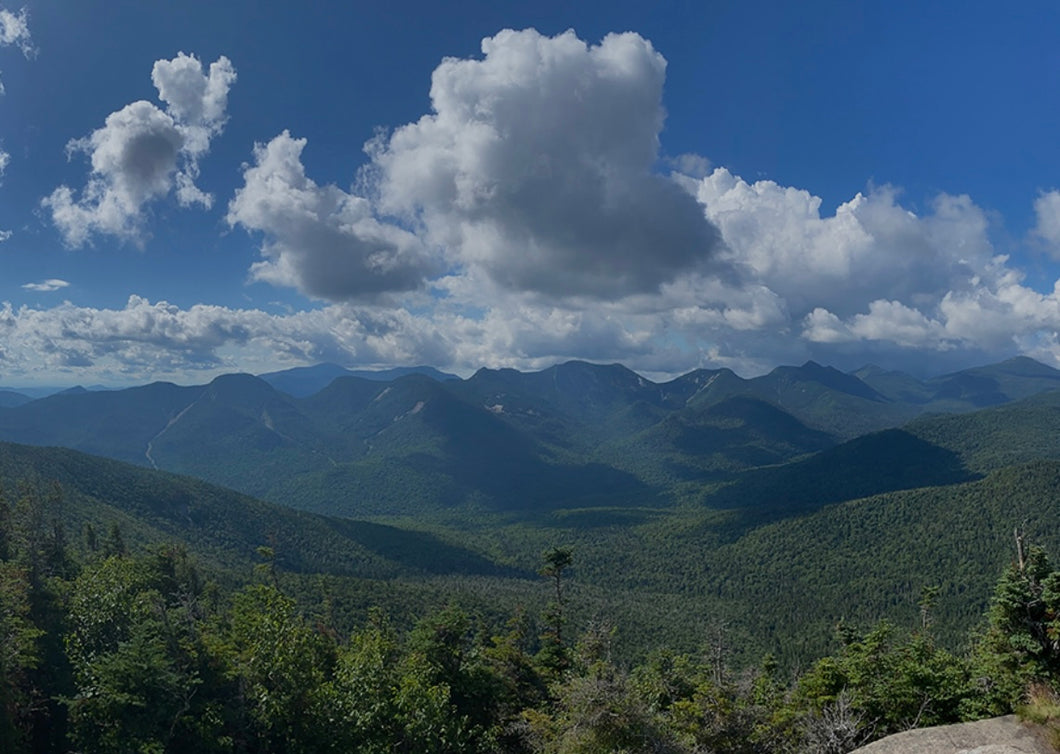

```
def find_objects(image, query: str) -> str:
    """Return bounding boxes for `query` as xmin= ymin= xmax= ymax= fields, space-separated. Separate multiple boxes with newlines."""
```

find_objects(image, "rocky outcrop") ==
xmin=852 ymin=715 xmax=1055 ymax=754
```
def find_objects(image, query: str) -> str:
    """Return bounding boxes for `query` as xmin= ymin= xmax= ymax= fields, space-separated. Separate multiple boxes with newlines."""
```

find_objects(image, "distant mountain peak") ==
xmin=995 ymin=355 xmax=1060 ymax=376
xmin=768 ymin=361 xmax=886 ymax=403
xmin=209 ymin=372 xmax=265 ymax=388
xmin=259 ymin=363 xmax=458 ymax=398
xmin=206 ymin=373 xmax=280 ymax=402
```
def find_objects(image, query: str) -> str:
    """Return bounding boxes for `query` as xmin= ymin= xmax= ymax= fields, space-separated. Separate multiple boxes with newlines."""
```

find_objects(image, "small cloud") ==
xmin=0 ymin=7 xmax=33 ymax=56
xmin=22 ymin=278 xmax=70 ymax=292
xmin=0 ymin=6 xmax=34 ymax=95
xmin=1033 ymin=190 xmax=1060 ymax=257
xmin=42 ymin=52 xmax=236 ymax=247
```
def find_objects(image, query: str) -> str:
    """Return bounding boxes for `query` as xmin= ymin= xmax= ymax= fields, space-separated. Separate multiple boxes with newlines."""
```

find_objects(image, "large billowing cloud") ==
xmin=367 ymin=28 xmax=722 ymax=298
xmin=186 ymin=28 xmax=1060 ymax=377
xmin=227 ymin=132 xmax=435 ymax=300
xmin=7 ymin=195 xmax=1060 ymax=383
xmin=676 ymin=167 xmax=1060 ymax=368
xmin=691 ymin=171 xmax=994 ymax=318
xmin=42 ymin=52 xmax=235 ymax=247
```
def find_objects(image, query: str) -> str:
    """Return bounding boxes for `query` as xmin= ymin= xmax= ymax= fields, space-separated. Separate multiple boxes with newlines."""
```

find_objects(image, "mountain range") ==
xmin=0 ymin=356 xmax=1055 ymax=518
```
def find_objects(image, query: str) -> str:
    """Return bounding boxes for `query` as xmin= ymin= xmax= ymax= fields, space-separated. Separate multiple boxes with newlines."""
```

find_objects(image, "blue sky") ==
xmin=2 ymin=1 xmax=1060 ymax=386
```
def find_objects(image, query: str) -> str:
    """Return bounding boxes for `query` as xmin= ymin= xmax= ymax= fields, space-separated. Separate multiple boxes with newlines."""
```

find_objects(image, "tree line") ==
xmin=3 ymin=482 xmax=1060 ymax=753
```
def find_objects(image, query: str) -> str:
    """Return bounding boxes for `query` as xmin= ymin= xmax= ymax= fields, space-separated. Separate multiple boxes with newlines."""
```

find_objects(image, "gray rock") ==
xmin=852 ymin=716 xmax=1055 ymax=754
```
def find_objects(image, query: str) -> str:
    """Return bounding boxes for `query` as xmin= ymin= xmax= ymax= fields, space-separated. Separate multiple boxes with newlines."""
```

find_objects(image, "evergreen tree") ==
xmin=538 ymin=547 xmax=573 ymax=677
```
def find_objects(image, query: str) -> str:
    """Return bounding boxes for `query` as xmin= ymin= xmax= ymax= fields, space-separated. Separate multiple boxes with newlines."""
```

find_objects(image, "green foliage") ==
xmin=628 ymin=646 xmax=796 ymax=754
xmin=63 ymin=547 xmax=225 ymax=754
xmin=963 ymin=544 xmax=1060 ymax=716
xmin=328 ymin=619 xmax=479 ymax=753
xmin=0 ymin=560 xmax=43 ymax=748
xmin=794 ymin=621 xmax=969 ymax=739
xmin=327 ymin=613 xmax=444 ymax=753
xmin=219 ymin=584 xmax=335 ymax=752
xmin=541 ymin=660 xmax=680 ymax=754
xmin=408 ymin=606 xmax=508 ymax=750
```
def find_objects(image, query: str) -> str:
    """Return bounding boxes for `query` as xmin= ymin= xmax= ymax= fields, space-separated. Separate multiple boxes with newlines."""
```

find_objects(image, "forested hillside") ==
xmin=5 ymin=475 xmax=1060 ymax=753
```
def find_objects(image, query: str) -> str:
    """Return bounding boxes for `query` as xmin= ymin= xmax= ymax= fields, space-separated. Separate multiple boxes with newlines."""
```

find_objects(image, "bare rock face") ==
xmin=852 ymin=716 xmax=1055 ymax=754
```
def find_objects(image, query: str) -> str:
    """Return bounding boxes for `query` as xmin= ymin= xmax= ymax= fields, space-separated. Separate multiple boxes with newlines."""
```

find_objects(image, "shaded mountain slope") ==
xmin=928 ymin=355 xmax=1060 ymax=405
xmin=145 ymin=373 xmax=331 ymax=490
xmin=0 ymin=440 xmax=516 ymax=579
xmin=856 ymin=356 xmax=1060 ymax=411
xmin=669 ymin=361 xmax=916 ymax=440
xmin=258 ymin=362 xmax=354 ymax=397
xmin=0 ymin=390 xmax=30 ymax=408
xmin=0 ymin=381 xmax=202 ymax=465
xmin=269 ymin=374 xmax=652 ymax=517
xmin=597 ymin=395 xmax=836 ymax=485
xmin=703 ymin=428 xmax=975 ymax=516
xmin=454 ymin=361 xmax=670 ymax=452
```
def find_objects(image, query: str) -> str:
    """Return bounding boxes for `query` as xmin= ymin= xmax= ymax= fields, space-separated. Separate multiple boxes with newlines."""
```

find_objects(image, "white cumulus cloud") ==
xmin=692 ymin=170 xmax=993 ymax=319
xmin=660 ymin=165 xmax=1060 ymax=371
xmin=42 ymin=52 xmax=236 ymax=247
xmin=227 ymin=131 xmax=436 ymax=300
xmin=367 ymin=28 xmax=722 ymax=298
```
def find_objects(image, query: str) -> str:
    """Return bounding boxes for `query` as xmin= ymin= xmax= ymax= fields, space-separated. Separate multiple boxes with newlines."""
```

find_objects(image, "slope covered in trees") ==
xmin=4 ymin=483 xmax=1059 ymax=753
xmin=0 ymin=429 xmax=1058 ymax=673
